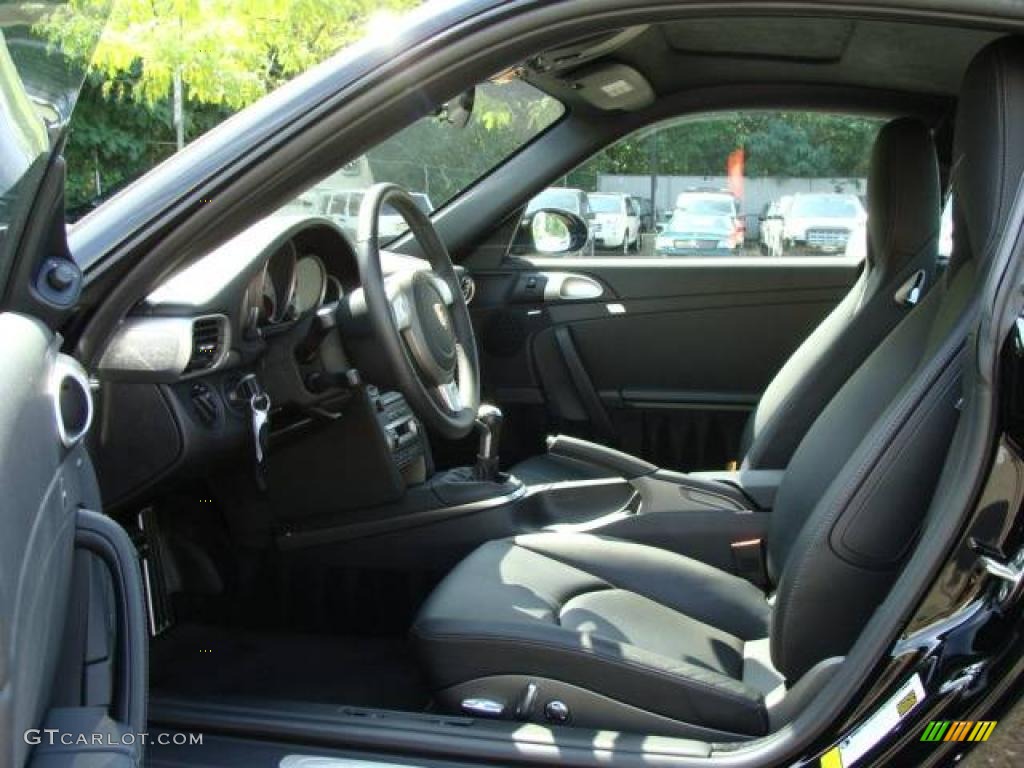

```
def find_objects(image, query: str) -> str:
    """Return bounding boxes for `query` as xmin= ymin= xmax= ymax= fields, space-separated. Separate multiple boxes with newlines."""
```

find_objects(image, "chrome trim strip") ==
xmin=51 ymin=353 xmax=94 ymax=448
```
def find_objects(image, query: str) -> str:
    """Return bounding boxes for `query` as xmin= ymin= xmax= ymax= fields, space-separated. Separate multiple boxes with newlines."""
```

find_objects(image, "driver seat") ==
xmin=412 ymin=37 xmax=1024 ymax=738
xmin=511 ymin=114 xmax=942 ymax=485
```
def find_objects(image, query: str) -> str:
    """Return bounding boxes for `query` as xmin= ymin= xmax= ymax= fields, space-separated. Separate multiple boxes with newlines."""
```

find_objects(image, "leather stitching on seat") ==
xmin=834 ymin=368 xmax=960 ymax=568
xmin=775 ymin=314 xmax=969 ymax=672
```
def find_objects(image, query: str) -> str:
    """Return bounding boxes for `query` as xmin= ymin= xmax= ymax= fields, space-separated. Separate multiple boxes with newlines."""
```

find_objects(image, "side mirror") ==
xmin=437 ymin=88 xmax=476 ymax=128
xmin=521 ymin=208 xmax=590 ymax=254
xmin=655 ymin=223 xmax=665 ymax=234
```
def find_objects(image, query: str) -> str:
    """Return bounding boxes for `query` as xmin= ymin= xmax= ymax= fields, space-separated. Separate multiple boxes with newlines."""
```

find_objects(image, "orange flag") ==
xmin=727 ymin=148 xmax=745 ymax=201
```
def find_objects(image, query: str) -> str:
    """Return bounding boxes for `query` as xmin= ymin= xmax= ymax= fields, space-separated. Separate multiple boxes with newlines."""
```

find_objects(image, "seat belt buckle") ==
xmin=731 ymin=539 xmax=768 ymax=588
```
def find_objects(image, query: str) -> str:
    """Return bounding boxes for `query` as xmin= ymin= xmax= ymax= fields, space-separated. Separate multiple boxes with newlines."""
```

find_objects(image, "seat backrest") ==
xmin=741 ymin=118 xmax=941 ymax=470
xmin=767 ymin=36 xmax=1024 ymax=681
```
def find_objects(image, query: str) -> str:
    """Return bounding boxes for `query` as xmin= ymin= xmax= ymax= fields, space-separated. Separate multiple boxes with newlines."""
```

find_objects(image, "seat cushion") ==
xmin=412 ymin=533 xmax=777 ymax=735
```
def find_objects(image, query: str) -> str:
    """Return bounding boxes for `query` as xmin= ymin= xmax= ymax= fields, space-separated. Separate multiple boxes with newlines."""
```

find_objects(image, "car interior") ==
xmin=74 ymin=11 xmax=1024 ymax=747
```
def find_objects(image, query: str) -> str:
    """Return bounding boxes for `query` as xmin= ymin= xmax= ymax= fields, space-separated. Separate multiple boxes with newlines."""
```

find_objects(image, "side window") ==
xmin=518 ymin=112 xmax=882 ymax=259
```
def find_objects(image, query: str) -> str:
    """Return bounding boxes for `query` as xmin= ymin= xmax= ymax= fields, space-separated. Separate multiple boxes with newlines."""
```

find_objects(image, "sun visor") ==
xmin=568 ymin=62 xmax=655 ymax=111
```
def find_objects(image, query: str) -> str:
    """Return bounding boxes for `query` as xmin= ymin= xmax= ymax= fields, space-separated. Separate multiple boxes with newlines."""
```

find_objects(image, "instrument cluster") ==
xmin=241 ymin=240 xmax=344 ymax=337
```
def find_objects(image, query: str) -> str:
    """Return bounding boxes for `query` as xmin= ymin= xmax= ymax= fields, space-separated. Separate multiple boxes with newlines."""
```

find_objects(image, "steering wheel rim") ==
xmin=354 ymin=183 xmax=480 ymax=439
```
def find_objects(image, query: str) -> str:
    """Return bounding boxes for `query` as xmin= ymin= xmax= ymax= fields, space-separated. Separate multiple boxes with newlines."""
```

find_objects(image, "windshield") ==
xmin=790 ymin=195 xmax=862 ymax=218
xmin=676 ymin=196 xmax=735 ymax=216
xmin=527 ymin=189 xmax=581 ymax=215
xmin=669 ymin=209 xmax=731 ymax=231
xmin=58 ymin=3 xmax=563 ymax=228
xmin=588 ymin=195 xmax=622 ymax=214
xmin=283 ymin=78 xmax=562 ymax=238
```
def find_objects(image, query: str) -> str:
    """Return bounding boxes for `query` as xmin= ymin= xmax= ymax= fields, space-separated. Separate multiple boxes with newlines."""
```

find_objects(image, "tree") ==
xmin=568 ymin=113 xmax=879 ymax=188
xmin=36 ymin=0 xmax=421 ymax=206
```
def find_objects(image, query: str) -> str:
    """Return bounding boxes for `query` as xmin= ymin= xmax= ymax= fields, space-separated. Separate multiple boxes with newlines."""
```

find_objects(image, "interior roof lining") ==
xmin=533 ymin=15 xmax=1004 ymax=113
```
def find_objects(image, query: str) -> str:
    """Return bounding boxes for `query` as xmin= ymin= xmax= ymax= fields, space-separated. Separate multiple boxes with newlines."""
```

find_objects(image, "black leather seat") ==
xmin=512 ymin=116 xmax=942 ymax=485
xmin=413 ymin=38 xmax=1024 ymax=738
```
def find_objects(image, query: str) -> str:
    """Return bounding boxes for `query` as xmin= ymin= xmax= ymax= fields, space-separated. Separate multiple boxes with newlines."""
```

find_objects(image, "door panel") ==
xmin=0 ymin=314 xmax=98 ymax=768
xmin=469 ymin=258 xmax=859 ymax=471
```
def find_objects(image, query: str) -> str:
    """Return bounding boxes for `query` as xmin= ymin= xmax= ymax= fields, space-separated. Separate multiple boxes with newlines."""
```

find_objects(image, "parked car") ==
xmin=655 ymin=191 xmax=742 ymax=256
xmin=322 ymin=189 xmax=433 ymax=240
xmin=587 ymin=192 xmax=641 ymax=252
xmin=779 ymin=192 xmax=868 ymax=255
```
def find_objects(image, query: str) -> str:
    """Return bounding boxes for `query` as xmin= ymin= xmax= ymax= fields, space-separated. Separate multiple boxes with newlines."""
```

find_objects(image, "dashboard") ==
xmin=92 ymin=214 xmax=471 ymax=509
xmin=96 ymin=215 xmax=438 ymax=381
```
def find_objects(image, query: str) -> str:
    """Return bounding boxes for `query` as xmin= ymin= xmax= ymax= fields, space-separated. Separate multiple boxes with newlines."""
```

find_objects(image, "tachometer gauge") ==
xmin=292 ymin=255 xmax=328 ymax=315
xmin=323 ymin=275 xmax=344 ymax=305
xmin=264 ymin=242 xmax=297 ymax=323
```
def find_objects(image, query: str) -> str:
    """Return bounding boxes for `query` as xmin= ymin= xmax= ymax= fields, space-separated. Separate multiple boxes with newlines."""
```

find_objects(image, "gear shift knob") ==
xmin=474 ymin=404 xmax=504 ymax=481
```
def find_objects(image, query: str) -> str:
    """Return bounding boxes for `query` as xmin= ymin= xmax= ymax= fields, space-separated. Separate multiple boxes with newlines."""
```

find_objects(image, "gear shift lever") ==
xmin=474 ymin=404 xmax=504 ymax=481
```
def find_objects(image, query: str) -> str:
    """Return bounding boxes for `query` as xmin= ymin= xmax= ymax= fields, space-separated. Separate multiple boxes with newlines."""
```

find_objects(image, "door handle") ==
xmin=541 ymin=272 xmax=604 ymax=301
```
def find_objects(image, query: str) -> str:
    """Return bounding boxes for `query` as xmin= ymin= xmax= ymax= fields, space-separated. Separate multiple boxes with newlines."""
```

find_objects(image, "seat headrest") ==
xmin=867 ymin=118 xmax=940 ymax=273
xmin=950 ymin=36 xmax=1024 ymax=275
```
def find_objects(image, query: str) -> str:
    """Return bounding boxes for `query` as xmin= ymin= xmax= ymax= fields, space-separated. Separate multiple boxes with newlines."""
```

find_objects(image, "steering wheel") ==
xmin=354 ymin=183 xmax=480 ymax=440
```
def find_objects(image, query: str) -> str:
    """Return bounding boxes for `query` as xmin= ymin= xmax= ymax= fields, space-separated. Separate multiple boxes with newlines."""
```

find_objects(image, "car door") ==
xmin=0 ymin=11 xmax=147 ymax=768
xmin=468 ymin=253 xmax=858 ymax=471
xmin=461 ymin=111 xmax=881 ymax=473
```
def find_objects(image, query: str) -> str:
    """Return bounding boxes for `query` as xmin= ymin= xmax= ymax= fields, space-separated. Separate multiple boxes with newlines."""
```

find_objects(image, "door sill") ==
xmin=148 ymin=693 xmax=711 ymax=766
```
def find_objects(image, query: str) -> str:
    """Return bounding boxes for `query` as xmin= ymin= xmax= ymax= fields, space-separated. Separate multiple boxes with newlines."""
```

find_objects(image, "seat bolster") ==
xmin=412 ymin=535 xmax=772 ymax=734
xmin=412 ymin=618 xmax=768 ymax=735
xmin=513 ymin=533 xmax=771 ymax=640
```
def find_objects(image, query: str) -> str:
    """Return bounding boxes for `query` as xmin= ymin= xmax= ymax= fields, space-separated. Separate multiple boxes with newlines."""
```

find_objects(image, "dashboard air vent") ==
xmin=459 ymin=274 xmax=476 ymax=305
xmin=185 ymin=316 xmax=226 ymax=373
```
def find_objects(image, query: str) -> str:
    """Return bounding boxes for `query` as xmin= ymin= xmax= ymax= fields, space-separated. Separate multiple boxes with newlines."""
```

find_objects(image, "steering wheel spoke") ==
xmin=389 ymin=286 xmax=414 ymax=331
xmin=424 ymin=272 xmax=455 ymax=306
xmin=434 ymin=380 xmax=464 ymax=413
xmin=355 ymin=183 xmax=480 ymax=439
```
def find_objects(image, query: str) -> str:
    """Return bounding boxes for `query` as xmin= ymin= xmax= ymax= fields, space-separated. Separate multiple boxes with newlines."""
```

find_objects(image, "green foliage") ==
xmin=39 ymin=0 xmax=422 ymax=106
xmin=568 ymin=113 xmax=880 ymax=190
xmin=63 ymin=75 xmax=232 ymax=209
xmin=35 ymin=0 xmax=421 ymax=208
xmin=365 ymin=80 xmax=564 ymax=206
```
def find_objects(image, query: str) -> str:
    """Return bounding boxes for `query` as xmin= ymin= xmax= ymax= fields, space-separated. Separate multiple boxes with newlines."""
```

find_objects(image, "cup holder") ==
xmin=52 ymin=354 xmax=94 ymax=448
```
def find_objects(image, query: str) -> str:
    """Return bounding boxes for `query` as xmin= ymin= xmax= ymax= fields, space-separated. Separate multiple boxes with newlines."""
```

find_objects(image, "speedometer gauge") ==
xmin=292 ymin=255 xmax=328 ymax=315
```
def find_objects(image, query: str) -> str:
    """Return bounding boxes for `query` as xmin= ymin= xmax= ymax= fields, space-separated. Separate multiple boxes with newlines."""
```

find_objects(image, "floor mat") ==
xmin=150 ymin=623 xmax=431 ymax=711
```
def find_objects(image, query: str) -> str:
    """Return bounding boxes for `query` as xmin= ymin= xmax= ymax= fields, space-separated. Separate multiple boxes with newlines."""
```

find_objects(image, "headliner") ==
xmin=530 ymin=16 xmax=1003 ymax=114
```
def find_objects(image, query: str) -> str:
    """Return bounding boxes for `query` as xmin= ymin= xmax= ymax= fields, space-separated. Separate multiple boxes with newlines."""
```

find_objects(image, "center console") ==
xmin=524 ymin=434 xmax=781 ymax=585
xmin=370 ymin=388 xmax=427 ymax=481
